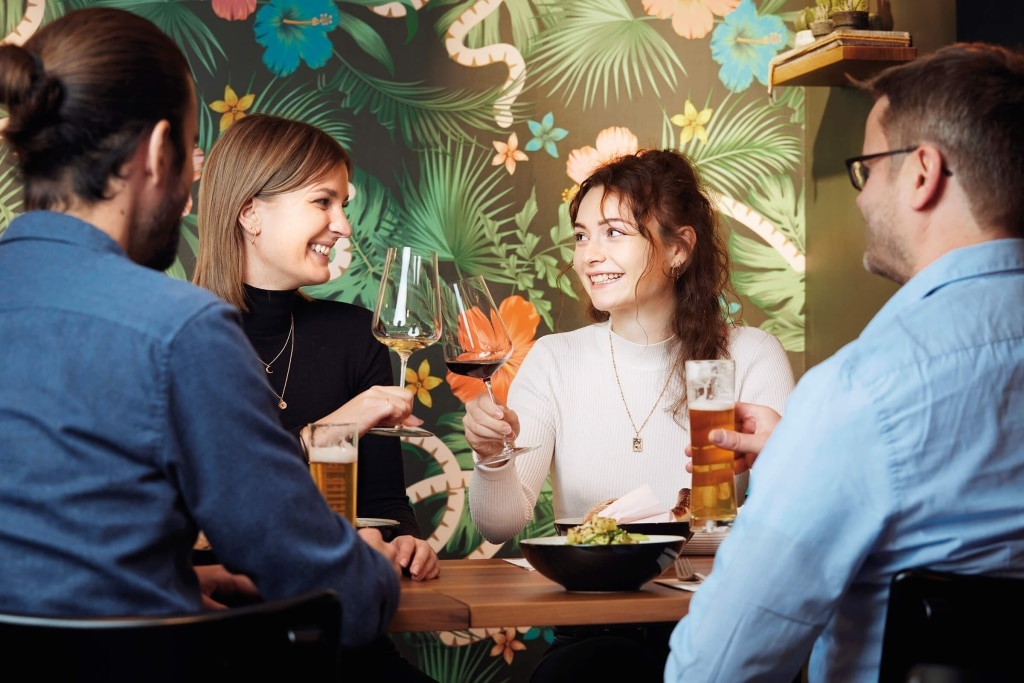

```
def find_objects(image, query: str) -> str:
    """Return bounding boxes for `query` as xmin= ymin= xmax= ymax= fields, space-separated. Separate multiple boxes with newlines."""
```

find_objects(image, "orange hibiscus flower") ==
xmin=641 ymin=0 xmax=740 ymax=40
xmin=447 ymin=295 xmax=540 ymax=405
xmin=565 ymin=126 xmax=639 ymax=186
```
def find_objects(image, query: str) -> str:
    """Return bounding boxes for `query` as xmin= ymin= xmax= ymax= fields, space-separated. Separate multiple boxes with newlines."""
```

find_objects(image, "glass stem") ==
xmin=396 ymin=352 xmax=410 ymax=431
xmin=483 ymin=379 xmax=512 ymax=452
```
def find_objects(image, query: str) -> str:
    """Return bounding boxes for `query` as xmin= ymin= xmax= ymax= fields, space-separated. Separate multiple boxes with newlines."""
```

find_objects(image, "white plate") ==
xmin=356 ymin=517 xmax=400 ymax=529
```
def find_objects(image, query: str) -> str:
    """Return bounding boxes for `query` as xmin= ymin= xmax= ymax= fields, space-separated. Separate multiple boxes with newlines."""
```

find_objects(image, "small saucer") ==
xmin=356 ymin=517 xmax=400 ymax=530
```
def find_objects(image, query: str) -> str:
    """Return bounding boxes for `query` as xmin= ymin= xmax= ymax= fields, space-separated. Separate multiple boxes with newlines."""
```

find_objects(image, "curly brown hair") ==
xmin=569 ymin=148 xmax=736 ymax=415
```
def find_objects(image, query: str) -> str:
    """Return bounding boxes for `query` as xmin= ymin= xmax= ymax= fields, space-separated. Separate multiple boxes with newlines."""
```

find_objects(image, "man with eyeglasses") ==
xmin=665 ymin=42 xmax=1024 ymax=683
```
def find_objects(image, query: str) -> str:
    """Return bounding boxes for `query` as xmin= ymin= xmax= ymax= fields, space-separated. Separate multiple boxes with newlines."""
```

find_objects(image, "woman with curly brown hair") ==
xmin=463 ymin=148 xmax=795 ymax=544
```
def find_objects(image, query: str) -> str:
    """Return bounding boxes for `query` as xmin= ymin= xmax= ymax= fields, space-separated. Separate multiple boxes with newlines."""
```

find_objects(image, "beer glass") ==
xmin=685 ymin=360 xmax=737 ymax=530
xmin=306 ymin=423 xmax=359 ymax=526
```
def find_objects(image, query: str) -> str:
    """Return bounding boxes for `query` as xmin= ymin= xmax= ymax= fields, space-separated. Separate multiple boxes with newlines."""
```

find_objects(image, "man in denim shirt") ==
xmin=666 ymin=43 xmax=1024 ymax=682
xmin=0 ymin=8 xmax=399 ymax=650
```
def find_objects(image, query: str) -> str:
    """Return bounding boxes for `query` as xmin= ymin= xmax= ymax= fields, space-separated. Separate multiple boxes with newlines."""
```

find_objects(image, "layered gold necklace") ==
xmin=257 ymin=314 xmax=294 ymax=410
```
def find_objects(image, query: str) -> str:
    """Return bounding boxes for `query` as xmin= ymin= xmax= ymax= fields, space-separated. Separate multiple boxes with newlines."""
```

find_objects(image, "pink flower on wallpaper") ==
xmin=641 ymin=0 xmax=740 ymax=40
xmin=212 ymin=0 xmax=257 ymax=21
xmin=565 ymin=126 xmax=639 ymax=185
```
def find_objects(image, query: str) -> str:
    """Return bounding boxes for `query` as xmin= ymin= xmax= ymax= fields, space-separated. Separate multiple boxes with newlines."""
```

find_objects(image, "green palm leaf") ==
xmin=337 ymin=9 xmax=394 ymax=76
xmin=527 ymin=0 xmax=683 ymax=109
xmin=728 ymin=175 xmax=805 ymax=352
xmin=258 ymin=77 xmax=354 ymax=150
xmin=685 ymin=94 xmax=801 ymax=202
xmin=324 ymin=55 xmax=525 ymax=147
xmin=0 ymin=147 xmax=22 ymax=234
xmin=92 ymin=0 xmax=224 ymax=75
xmin=393 ymin=141 xmax=514 ymax=282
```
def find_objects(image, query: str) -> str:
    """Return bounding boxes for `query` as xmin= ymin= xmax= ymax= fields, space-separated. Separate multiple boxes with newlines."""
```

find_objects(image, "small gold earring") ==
xmin=248 ymin=232 xmax=256 ymax=245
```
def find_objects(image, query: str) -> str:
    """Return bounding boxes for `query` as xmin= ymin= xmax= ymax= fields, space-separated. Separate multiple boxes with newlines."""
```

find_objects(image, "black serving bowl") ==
xmin=554 ymin=517 xmax=692 ymax=542
xmin=520 ymin=535 xmax=687 ymax=592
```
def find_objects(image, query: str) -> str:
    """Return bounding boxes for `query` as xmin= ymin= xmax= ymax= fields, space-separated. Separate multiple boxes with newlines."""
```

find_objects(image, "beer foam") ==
xmin=689 ymin=399 xmax=734 ymax=411
xmin=308 ymin=445 xmax=357 ymax=463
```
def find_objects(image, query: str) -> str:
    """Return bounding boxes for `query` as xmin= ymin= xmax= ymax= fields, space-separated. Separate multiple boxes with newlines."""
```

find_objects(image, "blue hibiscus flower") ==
xmin=710 ymin=0 xmax=786 ymax=93
xmin=254 ymin=0 xmax=340 ymax=77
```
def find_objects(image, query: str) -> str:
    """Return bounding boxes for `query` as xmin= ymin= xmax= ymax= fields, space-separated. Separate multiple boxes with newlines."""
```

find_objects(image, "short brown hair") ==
xmin=863 ymin=43 xmax=1024 ymax=237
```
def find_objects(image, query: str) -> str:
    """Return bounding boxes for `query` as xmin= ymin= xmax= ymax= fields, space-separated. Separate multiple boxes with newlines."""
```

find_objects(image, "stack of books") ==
xmin=768 ymin=30 xmax=915 ymax=92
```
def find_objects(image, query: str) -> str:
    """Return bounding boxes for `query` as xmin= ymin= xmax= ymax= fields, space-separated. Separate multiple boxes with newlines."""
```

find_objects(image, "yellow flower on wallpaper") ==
xmin=641 ymin=0 xmax=741 ymax=40
xmin=490 ymin=628 xmax=527 ymax=665
xmin=671 ymin=100 xmax=714 ymax=145
xmin=492 ymin=132 xmax=528 ymax=175
xmin=406 ymin=358 xmax=443 ymax=408
xmin=447 ymin=295 xmax=540 ymax=405
xmin=565 ymin=126 xmax=639 ymax=185
xmin=208 ymin=86 xmax=255 ymax=132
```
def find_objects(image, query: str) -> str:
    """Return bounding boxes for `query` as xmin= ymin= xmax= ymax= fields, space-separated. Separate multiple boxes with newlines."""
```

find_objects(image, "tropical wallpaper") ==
xmin=1 ymin=0 xmax=806 ymax=679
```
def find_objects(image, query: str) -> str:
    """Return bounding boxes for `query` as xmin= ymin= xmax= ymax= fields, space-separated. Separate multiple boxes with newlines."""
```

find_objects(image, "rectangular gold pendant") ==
xmin=632 ymin=437 xmax=643 ymax=452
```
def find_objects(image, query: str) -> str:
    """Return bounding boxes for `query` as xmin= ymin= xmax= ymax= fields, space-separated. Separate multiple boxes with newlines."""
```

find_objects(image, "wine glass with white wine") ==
xmin=441 ymin=275 xmax=535 ymax=465
xmin=368 ymin=247 xmax=442 ymax=438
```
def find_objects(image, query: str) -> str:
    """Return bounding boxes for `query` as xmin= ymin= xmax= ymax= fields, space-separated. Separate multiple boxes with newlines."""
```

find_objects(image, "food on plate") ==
xmin=566 ymin=516 xmax=648 ymax=545
xmin=583 ymin=497 xmax=616 ymax=523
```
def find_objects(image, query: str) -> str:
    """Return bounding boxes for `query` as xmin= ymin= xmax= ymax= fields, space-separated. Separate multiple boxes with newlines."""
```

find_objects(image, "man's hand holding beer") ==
xmin=684 ymin=402 xmax=781 ymax=474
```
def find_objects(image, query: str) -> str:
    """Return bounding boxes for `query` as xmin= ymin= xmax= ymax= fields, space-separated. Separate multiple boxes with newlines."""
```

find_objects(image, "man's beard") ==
xmin=136 ymin=182 xmax=190 ymax=272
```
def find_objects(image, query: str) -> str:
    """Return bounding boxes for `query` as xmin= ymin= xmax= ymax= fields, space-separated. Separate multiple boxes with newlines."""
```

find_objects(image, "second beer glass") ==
xmin=307 ymin=422 xmax=359 ymax=527
xmin=685 ymin=359 xmax=737 ymax=530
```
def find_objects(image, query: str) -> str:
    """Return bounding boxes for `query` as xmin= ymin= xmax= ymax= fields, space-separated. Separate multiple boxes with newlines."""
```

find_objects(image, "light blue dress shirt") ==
xmin=666 ymin=238 xmax=1024 ymax=682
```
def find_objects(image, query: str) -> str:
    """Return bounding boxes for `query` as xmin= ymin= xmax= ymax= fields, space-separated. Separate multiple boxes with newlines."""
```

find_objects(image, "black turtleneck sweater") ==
xmin=241 ymin=284 xmax=420 ymax=539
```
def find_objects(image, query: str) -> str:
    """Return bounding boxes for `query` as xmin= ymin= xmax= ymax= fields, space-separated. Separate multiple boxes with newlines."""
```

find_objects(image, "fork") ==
xmin=673 ymin=555 xmax=705 ymax=582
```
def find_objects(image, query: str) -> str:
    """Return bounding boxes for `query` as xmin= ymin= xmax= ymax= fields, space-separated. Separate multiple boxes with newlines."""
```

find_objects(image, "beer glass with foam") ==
xmin=307 ymin=423 xmax=359 ymax=527
xmin=685 ymin=360 xmax=737 ymax=530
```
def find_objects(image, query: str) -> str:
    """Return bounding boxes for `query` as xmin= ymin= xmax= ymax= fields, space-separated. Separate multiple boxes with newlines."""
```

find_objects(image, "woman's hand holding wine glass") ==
xmin=442 ymin=275 xmax=535 ymax=465
xmin=369 ymin=247 xmax=441 ymax=438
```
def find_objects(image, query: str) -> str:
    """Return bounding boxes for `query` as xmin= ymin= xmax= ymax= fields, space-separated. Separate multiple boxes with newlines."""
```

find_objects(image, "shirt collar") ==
xmin=2 ymin=210 xmax=127 ymax=259
xmin=863 ymin=238 xmax=1024 ymax=336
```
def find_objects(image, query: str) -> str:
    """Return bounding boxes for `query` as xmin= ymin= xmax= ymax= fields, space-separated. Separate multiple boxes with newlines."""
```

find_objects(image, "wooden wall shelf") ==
xmin=770 ymin=45 xmax=917 ymax=88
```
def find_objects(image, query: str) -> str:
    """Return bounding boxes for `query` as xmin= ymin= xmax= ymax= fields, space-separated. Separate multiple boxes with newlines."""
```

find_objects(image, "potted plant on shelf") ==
xmin=830 ymin=0 xmax=869 ymax=30
xmin=809 ymin=0 xmax=834 ymax=37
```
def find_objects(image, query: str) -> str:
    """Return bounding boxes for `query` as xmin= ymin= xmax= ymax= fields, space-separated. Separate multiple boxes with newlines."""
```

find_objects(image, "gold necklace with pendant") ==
xmin=609 ymin=328 xmax=673 ymax=453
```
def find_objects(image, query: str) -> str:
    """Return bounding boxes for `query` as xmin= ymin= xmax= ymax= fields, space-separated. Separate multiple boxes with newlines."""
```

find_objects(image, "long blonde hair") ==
xmin=193 ymin=114 xmax=352 ymax=309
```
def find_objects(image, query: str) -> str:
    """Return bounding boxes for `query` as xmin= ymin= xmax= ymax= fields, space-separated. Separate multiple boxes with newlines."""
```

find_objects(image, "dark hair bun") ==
xmin=0 ymin=44 xmax=65 ymax=151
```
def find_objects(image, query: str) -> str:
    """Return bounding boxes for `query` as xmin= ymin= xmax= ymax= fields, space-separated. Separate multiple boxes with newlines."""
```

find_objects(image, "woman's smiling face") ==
xmin=572 ymin=186 xmax=680 ymax=323
xmin=241 ymin=163 xmax=352 ymax=291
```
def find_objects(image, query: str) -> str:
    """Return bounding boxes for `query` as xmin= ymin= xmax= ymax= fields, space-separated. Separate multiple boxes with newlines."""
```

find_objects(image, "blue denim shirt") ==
xmin=0 ymin=212 xmax=398 ymax=648
xmin=666 ymin=238 xmax=1024 ymax=682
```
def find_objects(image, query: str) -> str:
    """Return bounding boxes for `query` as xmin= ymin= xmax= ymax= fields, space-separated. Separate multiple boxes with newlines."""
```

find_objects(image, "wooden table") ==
xmin=389 ymin=556 xmax=713 ymax=632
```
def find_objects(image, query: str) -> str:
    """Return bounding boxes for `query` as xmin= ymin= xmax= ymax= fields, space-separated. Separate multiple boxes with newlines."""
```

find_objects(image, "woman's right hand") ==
xmin=462 ymin=390 xmax=521 ymax=461
xmin=308 ymin=386 xmax=420 ymax=438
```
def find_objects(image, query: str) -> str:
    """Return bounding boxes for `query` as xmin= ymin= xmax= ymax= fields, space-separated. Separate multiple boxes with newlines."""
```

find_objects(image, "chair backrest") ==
xmin=878 ymin=568 xmax=1024 ymax=683
xmin=0 ymin=590 xmax=341 ymax=683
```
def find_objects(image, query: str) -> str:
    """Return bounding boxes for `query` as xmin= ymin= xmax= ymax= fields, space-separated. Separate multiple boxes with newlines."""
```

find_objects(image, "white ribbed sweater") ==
xmin=469 ymin=321 xmax=795 ymax=543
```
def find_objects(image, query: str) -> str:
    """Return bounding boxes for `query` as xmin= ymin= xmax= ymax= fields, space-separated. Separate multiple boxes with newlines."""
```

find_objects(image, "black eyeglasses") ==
xmin=844 ymin=146 xmax=919 ymax=191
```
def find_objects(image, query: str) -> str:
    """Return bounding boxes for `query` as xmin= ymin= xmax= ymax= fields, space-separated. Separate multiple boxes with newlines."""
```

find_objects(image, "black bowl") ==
xmin=520 ymin=535 xmax=687 ymax=592
xmin=554 ymin=517 xmax=692 ymax=541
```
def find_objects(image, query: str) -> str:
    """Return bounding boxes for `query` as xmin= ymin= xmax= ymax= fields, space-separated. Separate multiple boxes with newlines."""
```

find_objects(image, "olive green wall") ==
xmin=803 ymin=0 xmax=957 ymax=369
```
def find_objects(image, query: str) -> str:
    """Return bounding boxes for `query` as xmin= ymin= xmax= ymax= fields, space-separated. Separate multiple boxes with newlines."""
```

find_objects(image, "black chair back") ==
xmin=879 ymin=568 xmax=1024 ymax=683
xmin=0 ymin=590 xmax=340 ymax=682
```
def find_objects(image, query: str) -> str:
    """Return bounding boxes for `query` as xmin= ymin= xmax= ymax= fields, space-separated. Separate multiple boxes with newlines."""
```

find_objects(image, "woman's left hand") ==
xmin=390 ymin=535 xmax=440 ymax=581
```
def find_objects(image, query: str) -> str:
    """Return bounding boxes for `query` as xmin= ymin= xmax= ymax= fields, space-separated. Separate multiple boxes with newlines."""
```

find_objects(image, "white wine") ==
xmin=374 ymin=333 xmax=434 ymax=355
